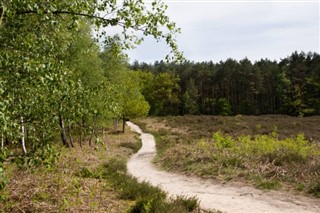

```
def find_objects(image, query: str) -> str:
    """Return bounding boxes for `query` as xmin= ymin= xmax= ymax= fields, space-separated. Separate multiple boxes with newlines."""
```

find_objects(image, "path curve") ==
xmin=126 ymin=122 xmax=320 ymax=213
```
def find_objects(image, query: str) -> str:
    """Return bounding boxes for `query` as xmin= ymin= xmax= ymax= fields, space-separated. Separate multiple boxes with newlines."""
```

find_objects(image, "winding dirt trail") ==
xmin=126 ymin=122 xmax=320 ymax=213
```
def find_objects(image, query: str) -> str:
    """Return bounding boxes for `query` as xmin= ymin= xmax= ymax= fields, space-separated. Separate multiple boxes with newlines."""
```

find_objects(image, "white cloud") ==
xmin=126 ymin=1 xmax=319 ymax=63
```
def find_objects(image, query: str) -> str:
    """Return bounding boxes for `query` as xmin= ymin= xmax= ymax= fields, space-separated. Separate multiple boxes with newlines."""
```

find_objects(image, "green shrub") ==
xmin=128 ymin=195 xmax=199 ymax=213
xmin=102 ymin=158 xmax=127 ymax=174
xmin=255 ymin=179 xmax=281 ymax=190
xmin=118 ymin=178 xmax=166 ymax=200
xmin=220 ymin=157 xmax=243 ymax=168
xmin=171 ymin=195 xmax=199 ymax=212
xmin=308 ymin=182 xmax=320 ymax=197
xmin=213 ymin=132 xmax=318 ymax=166
xmin=76 ymin=167 xmax=96 ymax=178
xmin=119 ymin=140 xmax=142 ymax=153
xmin=215 ymin=98 xmax=232 ymax=116
xmin=213 ymin=131 xmax=235 ymax=149
xmin=208 ymin=131 xmax=320 ymax=193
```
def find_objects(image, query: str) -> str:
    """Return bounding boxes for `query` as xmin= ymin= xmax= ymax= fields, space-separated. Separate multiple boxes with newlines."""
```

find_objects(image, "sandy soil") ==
xmin=126 ymin=122 xmax=320 ymax=213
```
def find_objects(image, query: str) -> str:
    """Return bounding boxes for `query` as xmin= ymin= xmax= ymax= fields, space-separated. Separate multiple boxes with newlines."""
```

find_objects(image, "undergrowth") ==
xmin=0 ymin=125 xmax=212 ymax=212
xmin=136 ymin=116 xmax=320 ymax=196
xmin=0 ymin=130 xmax=141 ymax=212
xmin=167 ymin=131 xmax=320 ymax=193
xmin=78 ymin=157 xmax=201 ymax=213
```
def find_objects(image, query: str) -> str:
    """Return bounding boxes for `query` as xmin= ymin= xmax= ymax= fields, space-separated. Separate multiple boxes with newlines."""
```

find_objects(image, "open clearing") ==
xmin=127 ymin=121 xmax=320 ymax=213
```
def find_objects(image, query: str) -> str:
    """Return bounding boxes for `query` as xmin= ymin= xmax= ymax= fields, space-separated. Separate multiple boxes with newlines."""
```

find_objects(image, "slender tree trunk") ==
xmin=41 ymin=130 xmax=45 ymax=146
xmin=5 ymin=137 xmax=9 ymax=148
xmin=59 ymin=113 xmax=69 ymax=147
xmin=113 ymin=119 xmax=118 ymax=131
xmin=93 ymin=127 xmax=98 ymax=142
xmin=89 ymin=128 xmax=93 ymax=147
xmin=122 ymin=118 xmax=126 ymax=133
xmin=79 ymin=123 xmax=82 ymax=148
xmin=89 ymin=125 xmax=99 ymax=146
xmin=21 ymin=117 xmax=27 ymax=154
xmin=1 ymin=134 xmax=4 ymax=150
xmin=67 ymin=124 xmax=74 ymax=148
xmin=102 ymin=128 xmax=105 ymax=143
xmin=83 ymin=120 xmax=87 ymax=144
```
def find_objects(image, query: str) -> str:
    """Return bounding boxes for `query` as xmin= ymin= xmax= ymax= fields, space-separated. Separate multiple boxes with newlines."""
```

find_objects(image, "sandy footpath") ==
xmin=126 ymin=121 xmax=320 ymax=213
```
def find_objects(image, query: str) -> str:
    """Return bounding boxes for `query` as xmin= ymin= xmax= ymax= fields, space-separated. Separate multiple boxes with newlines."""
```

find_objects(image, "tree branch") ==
xmin=14 ymin=10 xmax=108 ymax=21
xmin=10 ymin=10 xmax=147 ymax=31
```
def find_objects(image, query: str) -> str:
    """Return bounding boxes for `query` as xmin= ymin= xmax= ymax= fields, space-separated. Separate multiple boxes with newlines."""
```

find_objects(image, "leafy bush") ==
xmin=215 ymin=98 xmax=232 ymax=116
xmin=12 ymin=143 xmax=60 ymax=170
xmin=213 ymin=131 xmax=235 ymax=149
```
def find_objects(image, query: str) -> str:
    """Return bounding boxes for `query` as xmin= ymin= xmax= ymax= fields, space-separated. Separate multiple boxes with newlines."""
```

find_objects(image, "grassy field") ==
xmin=135 ymin=115 xmax=320 ymax=197
xmin=0 ymin=128 xmax=203 ymax=212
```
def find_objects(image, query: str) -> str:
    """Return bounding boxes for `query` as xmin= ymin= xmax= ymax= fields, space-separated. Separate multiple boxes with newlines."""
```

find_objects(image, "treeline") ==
xmin=131 ymin=51 xmax=320 ymax=117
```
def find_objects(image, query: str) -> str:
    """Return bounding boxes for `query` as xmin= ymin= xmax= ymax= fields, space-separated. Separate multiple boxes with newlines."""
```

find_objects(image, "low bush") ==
xmin=104 ymin=158 xmax=201 ymax=212
xmin=119 ymin=139 xmax=142 ymax=153
xmin=78 ymin=157 xmax=201 ymax=213
xmin=254 ymin=178 xmax=281 ymax=190
xmin=210 ymin=131 xmax=320 ymax=193
xmin=308 ymin=181 xmax=320 ymax=198
xmin=171 ymin=195 xmax=199 ymax=212
xmin=129 ymin=195 xmax=199 ymax=213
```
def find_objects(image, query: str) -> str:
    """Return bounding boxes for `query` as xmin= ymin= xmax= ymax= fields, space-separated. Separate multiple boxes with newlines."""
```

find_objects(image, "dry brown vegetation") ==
xmin=135 ymin=115 xmax=320 ymax=197
xmin=138 ymin=115 xmax=320 ymax=142
xmin=0 ymin=127 xmax=205 ymax=213
xmin=0 ymin=131 xmax=139 ymax=212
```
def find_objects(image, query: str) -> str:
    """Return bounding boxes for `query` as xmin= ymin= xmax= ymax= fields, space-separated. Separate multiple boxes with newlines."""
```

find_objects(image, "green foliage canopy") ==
xmin=0 ymin=0 xmax=182 ymax=174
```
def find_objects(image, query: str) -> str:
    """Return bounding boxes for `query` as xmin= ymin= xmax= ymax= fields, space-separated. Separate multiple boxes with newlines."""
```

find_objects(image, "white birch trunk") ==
xmin=21 ymin=117 xmax=27 ymax=154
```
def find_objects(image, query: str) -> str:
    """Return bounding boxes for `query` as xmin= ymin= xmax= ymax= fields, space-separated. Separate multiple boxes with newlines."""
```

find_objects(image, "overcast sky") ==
xmin=125 ymin=0 xmax=319 ymax=63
